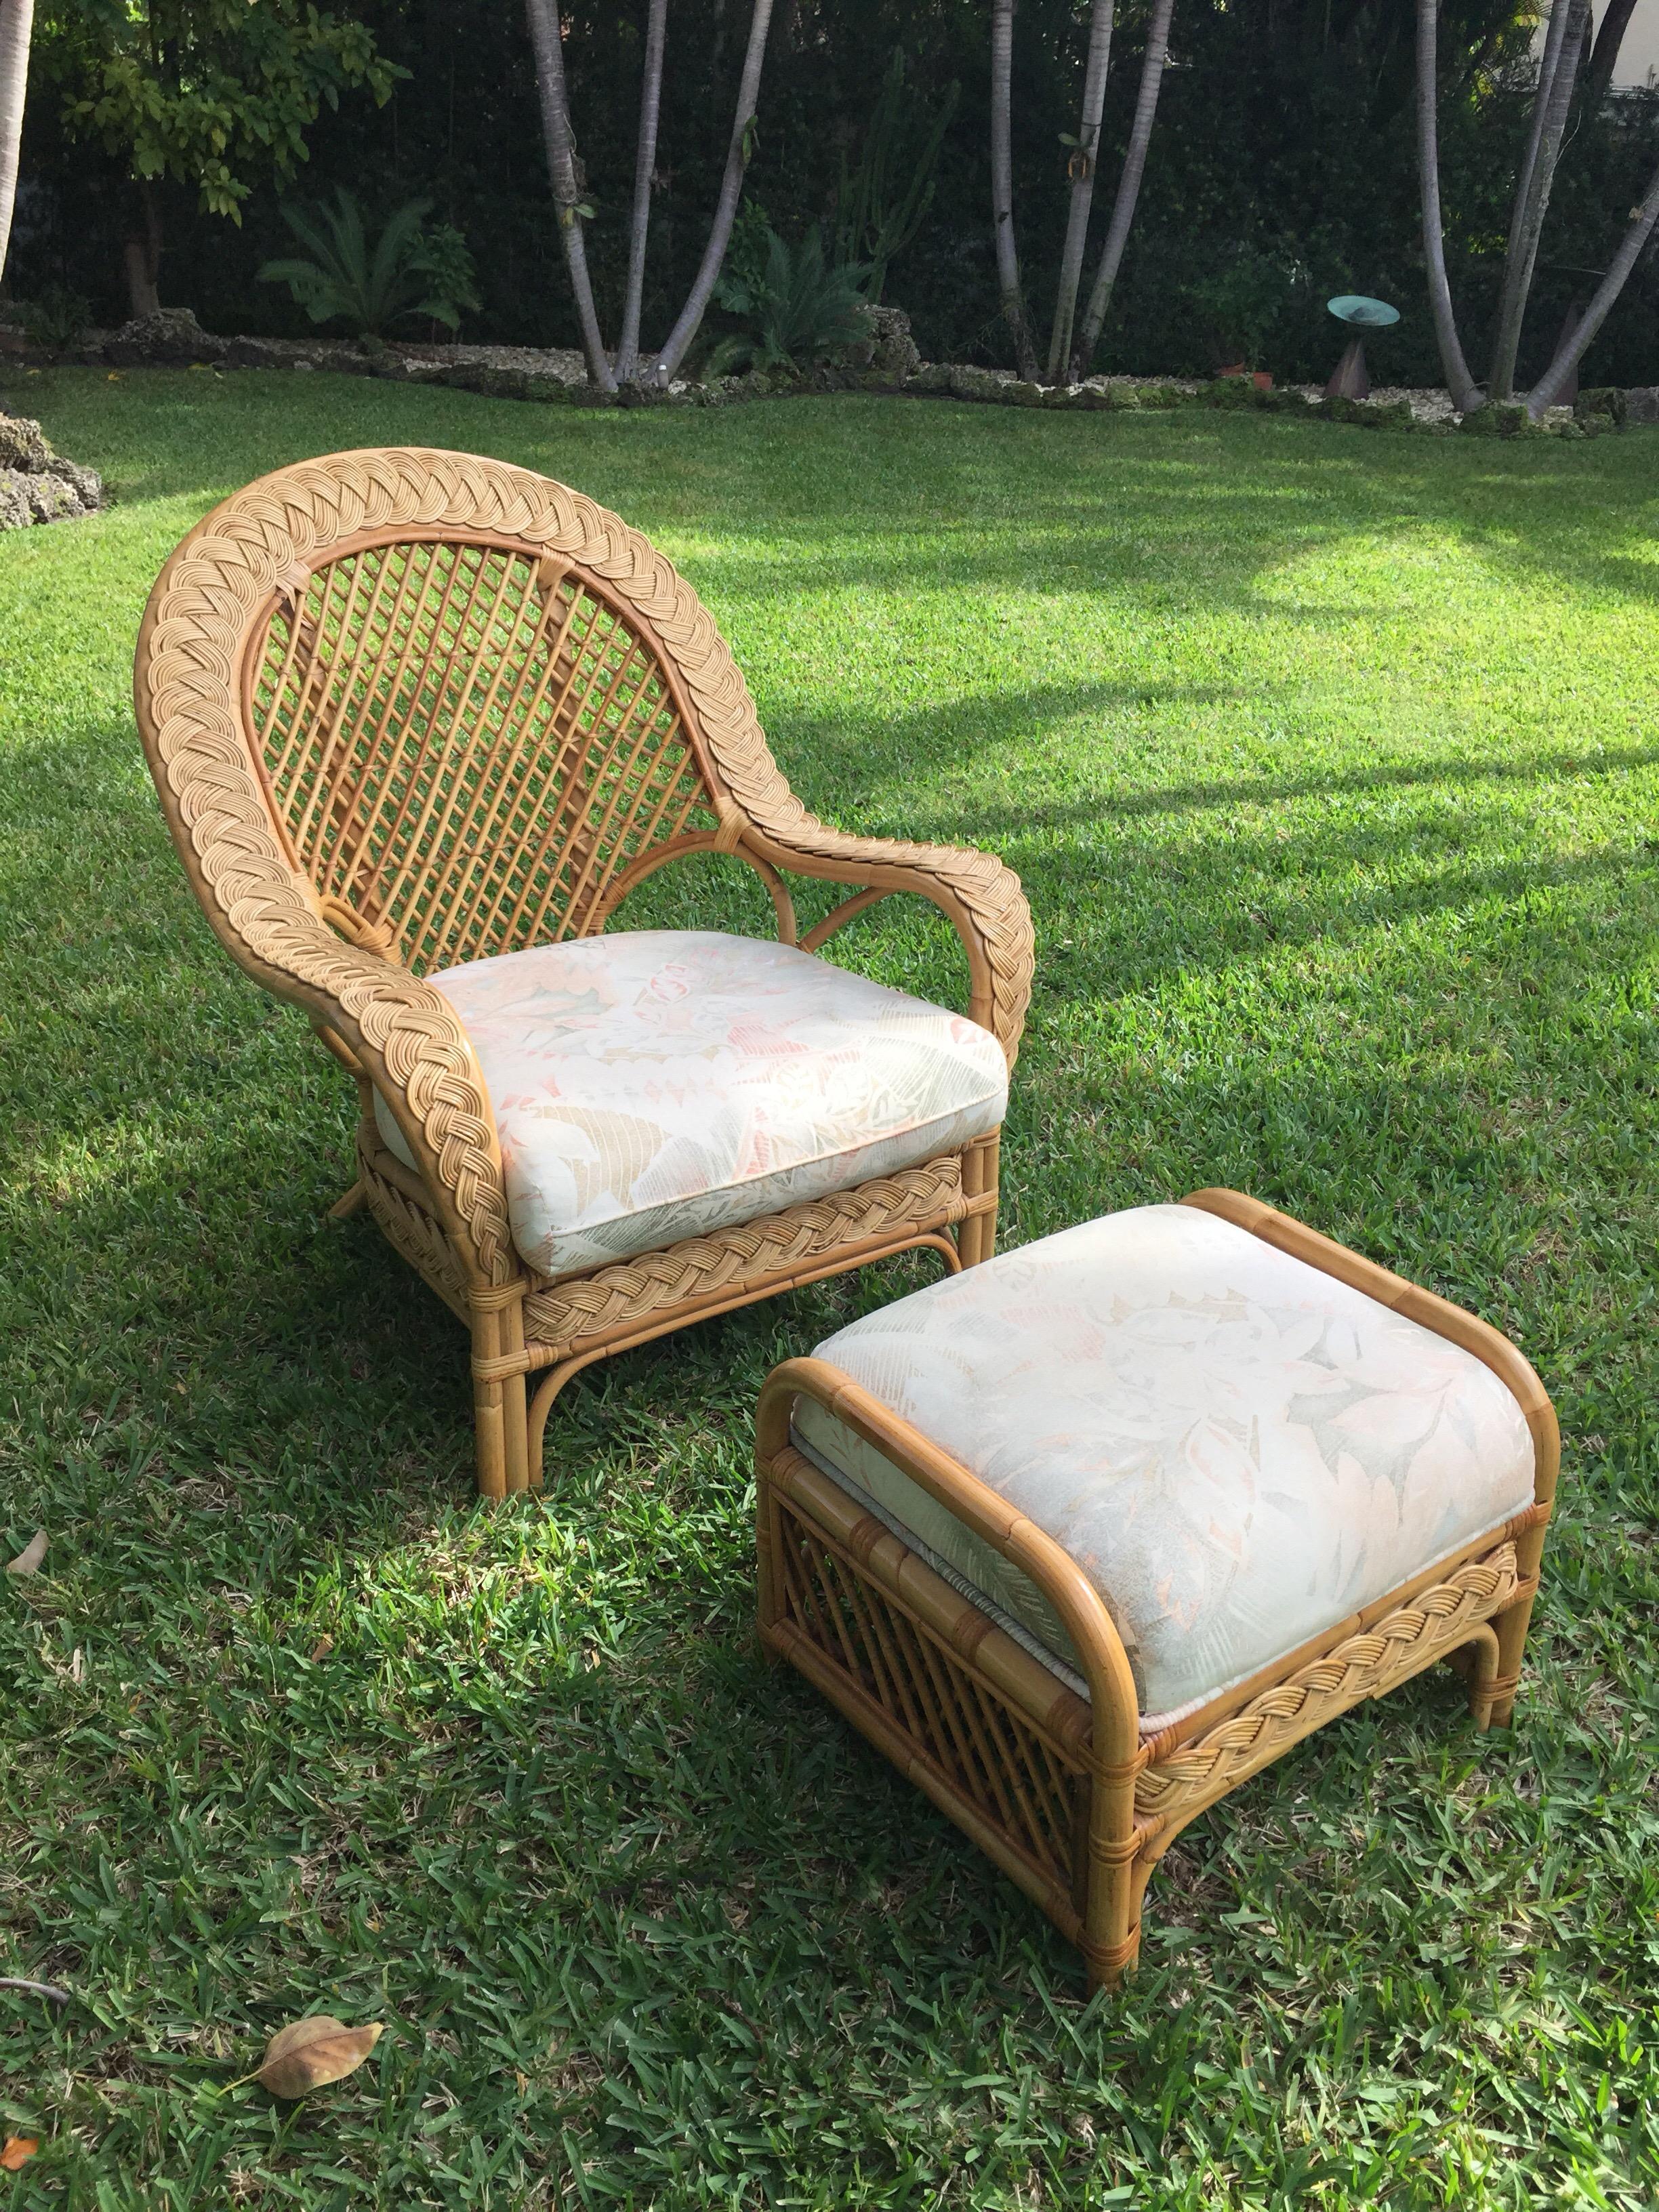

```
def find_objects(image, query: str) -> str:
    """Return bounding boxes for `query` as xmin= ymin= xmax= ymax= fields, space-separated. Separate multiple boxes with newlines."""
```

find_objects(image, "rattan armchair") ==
xmin=134 ymin=449 xmax=1033 ymax=1496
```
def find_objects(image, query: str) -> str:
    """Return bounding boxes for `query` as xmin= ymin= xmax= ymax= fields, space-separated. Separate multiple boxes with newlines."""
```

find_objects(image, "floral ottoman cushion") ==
xmin=792 ymin=1204 xmax=1536 ymax=1730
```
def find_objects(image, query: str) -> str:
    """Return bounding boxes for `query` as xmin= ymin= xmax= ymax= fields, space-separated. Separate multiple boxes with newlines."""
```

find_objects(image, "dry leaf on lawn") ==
xmin=254 ymin=2015 xmax=384 ymax=2099
xmin=0 ymin=2137 xmax=39 ymax=2171
xmin=5 ymin=1532 xmax=46 ymax=1577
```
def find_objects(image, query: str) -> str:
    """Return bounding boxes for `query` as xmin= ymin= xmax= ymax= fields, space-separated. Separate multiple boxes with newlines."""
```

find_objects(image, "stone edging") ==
xmin=5 ymin=306 xmax=1650 ymax=442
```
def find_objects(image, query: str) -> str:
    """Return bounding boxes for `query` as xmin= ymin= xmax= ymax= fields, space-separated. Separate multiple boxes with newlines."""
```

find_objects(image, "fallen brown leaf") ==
xmin=5 ymin=1531 xmax=46 ymax=1577
xmin=253 ymin=2015 xmax=384 ymax=2099
xmin=0 ymin=2137 xmax=39 ymax=2171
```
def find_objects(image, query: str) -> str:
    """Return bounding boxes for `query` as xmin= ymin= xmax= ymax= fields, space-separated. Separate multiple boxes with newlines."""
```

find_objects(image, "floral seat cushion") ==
xmin=374 ymin=930 xmax=1008 ymax=1280
xmin=792 ymin=1204 xmax=1536 ymax=1729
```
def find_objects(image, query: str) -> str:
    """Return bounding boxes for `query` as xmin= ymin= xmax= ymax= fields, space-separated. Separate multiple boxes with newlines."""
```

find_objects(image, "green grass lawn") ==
xmin=2 ymin=369 xmax=1658 ymax=2209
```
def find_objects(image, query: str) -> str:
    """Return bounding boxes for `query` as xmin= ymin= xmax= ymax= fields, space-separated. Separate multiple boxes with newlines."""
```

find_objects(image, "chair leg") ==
xmin=958 ymin=1133 xmax=1001 ymax=1269
xmin=471 ymin=1290 xmax=533 ymax=1500
xmin=327 ymin=1179 xmax=367 ymax=1221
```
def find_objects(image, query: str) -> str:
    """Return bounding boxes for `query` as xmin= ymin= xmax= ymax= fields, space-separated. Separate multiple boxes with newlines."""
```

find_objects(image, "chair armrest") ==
xmin=231 ymin=896 xmax=517 ymax=1291
xmin=743 ymin=811 xmax=1035 ymax=1065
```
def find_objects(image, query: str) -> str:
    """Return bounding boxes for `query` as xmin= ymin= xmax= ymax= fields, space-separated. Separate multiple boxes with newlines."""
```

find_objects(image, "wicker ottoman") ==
xmin=756 ymin=1188 xmax=1557 ymax=1988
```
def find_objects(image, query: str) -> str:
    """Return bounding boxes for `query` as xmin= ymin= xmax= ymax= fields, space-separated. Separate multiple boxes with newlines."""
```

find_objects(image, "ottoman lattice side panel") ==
xmin=762 ymin=1454 xmax=1094 ymax=1934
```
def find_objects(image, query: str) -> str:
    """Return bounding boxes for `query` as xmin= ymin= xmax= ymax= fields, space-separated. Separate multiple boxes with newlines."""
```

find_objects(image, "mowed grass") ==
xmin=1 ymin=369 xmax=1658 ymax=2210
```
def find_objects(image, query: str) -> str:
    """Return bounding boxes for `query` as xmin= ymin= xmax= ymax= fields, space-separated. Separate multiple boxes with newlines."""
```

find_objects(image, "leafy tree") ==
xmin=258 ymin=190 xmax=478 ymax=337
xmin=35 ymin=0 xmax=401 ymax=315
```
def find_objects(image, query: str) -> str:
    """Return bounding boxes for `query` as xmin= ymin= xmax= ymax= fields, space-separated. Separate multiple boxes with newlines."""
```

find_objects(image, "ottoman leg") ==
xmin=1083 ymin=1846 xmax=1153 ymax=1990
xmin=1481 ymin=1589 xmax=1537 ymax=1729
xmin=1083 ymin=1761 xmax=1150 ymax=1990
xmin=1479 ymin=1507 xmax=1549 ymax=1727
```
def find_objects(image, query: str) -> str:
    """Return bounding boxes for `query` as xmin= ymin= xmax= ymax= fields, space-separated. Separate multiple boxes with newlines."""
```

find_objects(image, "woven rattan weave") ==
xmin=134 ymin=449 xmax=1033 ymax=1494
xmin=757 ymin=1189 xmax=1559 ymax=1988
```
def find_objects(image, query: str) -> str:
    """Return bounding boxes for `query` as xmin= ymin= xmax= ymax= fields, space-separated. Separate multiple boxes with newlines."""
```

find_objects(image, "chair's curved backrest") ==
xmin=138 ymin=449 xmax=786 ymax=980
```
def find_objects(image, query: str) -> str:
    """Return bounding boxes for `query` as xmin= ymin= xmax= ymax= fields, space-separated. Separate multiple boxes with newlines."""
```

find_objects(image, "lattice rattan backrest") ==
xmin=245 ymin=531 xmax=721 ymax=975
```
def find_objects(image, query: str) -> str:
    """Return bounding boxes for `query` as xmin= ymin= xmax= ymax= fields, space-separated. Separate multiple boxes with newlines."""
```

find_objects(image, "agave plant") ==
xmin=706 ymin=227 xmax=872 ymax=377
xmin=258 ymin=192 xmax=479 ymax=338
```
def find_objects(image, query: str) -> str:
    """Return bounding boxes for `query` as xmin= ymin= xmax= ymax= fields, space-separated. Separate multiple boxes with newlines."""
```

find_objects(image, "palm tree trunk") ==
xmin=1415 ymin=0 xmax=1483 ymax=413
xmin=1528 ymin=153 xmax=1659 ymax=415
xmin=0 ymin=0 xmax=35 ymax=287
xmin=615 ymin=0 xmax=668 ymax=384
xmin=652 ymin=0 xmax=775 ymax=383
xmin=525 ymin=0 xmax=616 ymax=391
xmin=1488 ymin=0 xmax=1589 ymax=402
xmin=1069 ymin=0 xmax=1174 ymax=380
xmin=1046 ymin=0 xmax=1115 ymax=382
xmin=990 ymin=0 xmax=1039 ymax=380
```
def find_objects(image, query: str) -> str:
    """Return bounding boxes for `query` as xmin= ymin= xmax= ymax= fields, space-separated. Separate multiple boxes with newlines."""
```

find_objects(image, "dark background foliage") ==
xmin=9 ymin=0 xmax=1659 ymax=385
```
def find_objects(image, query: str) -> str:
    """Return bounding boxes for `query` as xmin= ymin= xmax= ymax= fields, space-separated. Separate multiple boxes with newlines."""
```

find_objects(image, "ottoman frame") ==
xmin=756 ymin=1189 xmax=1559 ymax=1988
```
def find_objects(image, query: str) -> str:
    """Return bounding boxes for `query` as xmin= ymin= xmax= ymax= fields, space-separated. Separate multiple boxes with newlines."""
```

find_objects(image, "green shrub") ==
xmin=20 ymin=285 xmax=92 ymax=353
xmin=259 ymin=192 xmax=480 ymax=338
xmin=706 ymin=227 xmax=872 ymax=377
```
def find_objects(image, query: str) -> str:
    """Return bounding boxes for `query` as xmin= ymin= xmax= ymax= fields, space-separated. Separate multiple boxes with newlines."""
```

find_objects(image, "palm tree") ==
xmin=614 ymin=0 xmax=668 ymax=384
xmin=525 ymin=0 xmax=615 ymax=391
xmin=1046 ymin=0 xmax=1115 ymax=382
xmin=651 ymin=0 xmax=775 ymax=382
xmin=1414 ymin=0 xmax=1481 ymax=412
xmin=1069 ymin=0 xmax=1176 ymax=380
xmin=1487 ymin=0 xmax=1591 ymax=402
xmin=1416 ymin=0 xmax=1658 ymax=419
xmin=989 ymin=0 xmax=1038 ymax=380
xmin=0 ymin=0 xmax=35 ymax=285
xmin=525 ymin=0 xmax=775 ymax=390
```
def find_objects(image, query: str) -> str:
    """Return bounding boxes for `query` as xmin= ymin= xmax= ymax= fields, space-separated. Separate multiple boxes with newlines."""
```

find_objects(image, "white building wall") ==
xmin=1591 ymin=0 xmax=1656 ymax=89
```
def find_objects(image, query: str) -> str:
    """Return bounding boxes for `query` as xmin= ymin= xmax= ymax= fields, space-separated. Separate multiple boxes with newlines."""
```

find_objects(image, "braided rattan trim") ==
xmin=524 ymin=1154 xmax=971 ymax=1354
xmin=360 ymin=1136 xmax=470 ymax=1319
xmin=1134 ymin=1542 xmax=1522 ymax=1821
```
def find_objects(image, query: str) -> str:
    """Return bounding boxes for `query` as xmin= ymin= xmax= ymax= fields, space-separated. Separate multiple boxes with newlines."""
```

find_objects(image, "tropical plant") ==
xmin=0 ymin=0 xmax=32 ymax=284
xmin=706 ymin=226 xmax=871 ymax=375
xmin=37 ymin=0 xmax=401 ymax=316
xmin=832 ymin=49 xmax=958 ymax=305
xmin=19 ymin=281 xmax=90 ymax=349
xmin=1189 ymin=246 xmax=1300 ymax=370
xmin=258 ymin=192 xmax=479 ymax=337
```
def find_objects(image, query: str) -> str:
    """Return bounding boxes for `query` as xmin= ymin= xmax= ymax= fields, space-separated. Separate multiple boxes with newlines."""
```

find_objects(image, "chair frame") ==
xmin=756 ymin=1189 xmax=1559 ymax=1988
xmin=134 ymin=449 xmax=1033 ymax=1496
